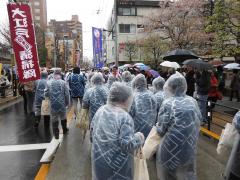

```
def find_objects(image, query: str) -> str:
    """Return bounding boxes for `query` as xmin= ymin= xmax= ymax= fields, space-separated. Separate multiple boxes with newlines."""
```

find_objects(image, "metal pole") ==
xmin=114 ymin=0 xmax=118 ymax=66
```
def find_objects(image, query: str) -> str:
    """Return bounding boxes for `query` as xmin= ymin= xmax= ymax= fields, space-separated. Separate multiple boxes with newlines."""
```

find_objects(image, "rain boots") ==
xmin=52 ymin=121 xmax=59 ymax=139
xmin=61 ymin=119 xmax=69 ymax=134
xmin=34 ymin=115 xmax=41 ymax=128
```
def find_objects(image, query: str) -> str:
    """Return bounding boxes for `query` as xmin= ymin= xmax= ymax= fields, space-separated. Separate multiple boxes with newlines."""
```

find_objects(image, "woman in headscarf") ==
xmin=82 ymin=73 xmax=109 ymax=123
xmin=156 ymin=72 xmax=202 ymax=180
xmin=130 ymin=74 xmax=157 ymax=137
xmin=91 ymin=82 xmax=145 ymax=180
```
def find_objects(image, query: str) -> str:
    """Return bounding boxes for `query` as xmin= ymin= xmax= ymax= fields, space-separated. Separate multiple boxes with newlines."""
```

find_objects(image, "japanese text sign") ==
xmin=7 ymin=3 xmax=40 ymax=82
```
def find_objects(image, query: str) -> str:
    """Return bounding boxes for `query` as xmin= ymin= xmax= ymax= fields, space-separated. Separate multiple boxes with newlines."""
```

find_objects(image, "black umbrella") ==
xmin=183 ymin=59 xmax=213 ymax=70
xmin=163 ymin=49 xmax=199 ymax=62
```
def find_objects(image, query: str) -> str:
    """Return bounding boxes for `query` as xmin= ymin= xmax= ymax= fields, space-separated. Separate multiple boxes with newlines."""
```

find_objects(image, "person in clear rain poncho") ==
xmin=106 ymin=74 xmax=119 ymax=90
xmin=45 ymin=69 xmax=70 ymax=139
xmin=152 ymin=76 xmax=166 ymax=113
xmin=91 ymin=82 xmax=145 ymax=180
xmin=156 ymin=72 xmax=202 ymax=180
xmin=130 ymin=74 xmax=157 ymax=137
xmin=34 ymin=71 xmax=50 ymax=128
xmin=82 ymin=73 xmax=109 ymax=123
xmin=225 ymin=111 xmax=240 ymax=180
xmin=122 ymin=71 xmax=132 ymax=87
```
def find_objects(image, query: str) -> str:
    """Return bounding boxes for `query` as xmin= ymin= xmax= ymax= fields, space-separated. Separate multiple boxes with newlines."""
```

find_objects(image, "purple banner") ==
xmin=92 ymin=27 xmax=103 ymax=68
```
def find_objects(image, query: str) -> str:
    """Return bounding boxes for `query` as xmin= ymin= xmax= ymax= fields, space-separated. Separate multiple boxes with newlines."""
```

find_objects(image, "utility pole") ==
xmin=114 ymin=0 xmax=118 ymax=66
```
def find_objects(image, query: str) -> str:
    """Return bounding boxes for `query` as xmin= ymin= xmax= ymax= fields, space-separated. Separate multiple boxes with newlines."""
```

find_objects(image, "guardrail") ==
xmin=197 ymin=98 xmax=239 ymax=140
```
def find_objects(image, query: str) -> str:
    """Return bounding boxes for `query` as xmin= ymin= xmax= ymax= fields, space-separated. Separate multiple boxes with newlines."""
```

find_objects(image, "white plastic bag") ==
xmin=41 ymin=98 xmax=50 ymax=115
xmin=142 ymin=126 xmax=161 ymax=159
xmin=217 ymin=123 xmax=238 ymax=154
xmin=134 ymin=149 xmax=149 ymax=180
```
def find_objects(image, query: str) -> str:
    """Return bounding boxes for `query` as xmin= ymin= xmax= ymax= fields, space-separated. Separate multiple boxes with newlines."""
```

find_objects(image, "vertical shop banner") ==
xmin=7 ymin=3 xmax=40 ymax=82
xmin=92 ymin=27 xmax=103 ymax=69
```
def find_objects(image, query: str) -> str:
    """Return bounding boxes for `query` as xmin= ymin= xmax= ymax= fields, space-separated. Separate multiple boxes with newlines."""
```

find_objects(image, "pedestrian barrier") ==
xmin=196 ymin=98 xmax=239 ymax=139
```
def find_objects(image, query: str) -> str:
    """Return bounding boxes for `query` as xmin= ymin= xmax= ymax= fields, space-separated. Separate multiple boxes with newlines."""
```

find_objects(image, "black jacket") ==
xmin=195 ymin=71 xmax=210 ymax=95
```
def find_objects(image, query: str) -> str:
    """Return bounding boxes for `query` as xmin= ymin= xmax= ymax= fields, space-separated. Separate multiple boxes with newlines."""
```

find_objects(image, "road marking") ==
xmin=0 ymin=143 xmax=49 ymax=152
xmin=200 ymin=127 xmax=220 ymax=140
xmin=35 ymin=107 xmax=74 ymax=179
xmin=35 ymin=164 xmax=50 ymax=180
xmin=40 ymin=135 xmax=63 ymax=163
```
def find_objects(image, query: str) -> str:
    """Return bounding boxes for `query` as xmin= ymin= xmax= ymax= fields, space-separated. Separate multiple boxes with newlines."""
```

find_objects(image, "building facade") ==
xmin=17 ymin=0 xmax=47 ymax=30
xmin=106 ymin=0 xmax=165 ymax=65
xmin=46 ymin=15 xmax=83 ymax=70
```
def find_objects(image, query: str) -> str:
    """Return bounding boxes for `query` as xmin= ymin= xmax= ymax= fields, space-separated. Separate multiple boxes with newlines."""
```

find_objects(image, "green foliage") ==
xmin=206 ymin=0 xmax=240 ymax=59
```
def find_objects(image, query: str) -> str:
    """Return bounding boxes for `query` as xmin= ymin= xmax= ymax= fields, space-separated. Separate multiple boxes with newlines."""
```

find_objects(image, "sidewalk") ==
xmin=0 ymin=94 xmax=21 ymax=107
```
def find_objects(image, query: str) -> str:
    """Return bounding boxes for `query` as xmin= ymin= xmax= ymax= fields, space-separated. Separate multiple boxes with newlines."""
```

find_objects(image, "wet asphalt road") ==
xmin=0 ymin=100 xmax=52 ymax=180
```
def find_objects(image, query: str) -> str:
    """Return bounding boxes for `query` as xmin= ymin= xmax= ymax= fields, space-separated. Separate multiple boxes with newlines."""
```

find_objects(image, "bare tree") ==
xmin=124 ymin=41 xmax=138 ymax=62
xmin=145 ymin=0 xmax=210 ymax=55
xmin=0 ymin=23 xmax=11 ymax=48
xmin=139 ymin=34 xmax=170 ymax=68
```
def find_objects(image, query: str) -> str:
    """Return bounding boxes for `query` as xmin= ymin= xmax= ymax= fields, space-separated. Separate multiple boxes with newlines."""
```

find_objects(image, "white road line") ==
xmin=40 ymin=134 xmax=63 ymax=163
xmin=0 ymin=143 xmax=49 ymax=152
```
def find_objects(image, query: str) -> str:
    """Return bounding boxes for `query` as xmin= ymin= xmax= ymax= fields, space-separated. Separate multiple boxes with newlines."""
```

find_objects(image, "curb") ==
xmin=0 ymin=96 xmax=21 ymax=106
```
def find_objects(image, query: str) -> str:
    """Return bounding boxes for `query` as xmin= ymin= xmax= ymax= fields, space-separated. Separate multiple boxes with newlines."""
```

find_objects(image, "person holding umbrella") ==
xmin=195 ymin=70 xmax=211 ymax=124
xmin=229 ymin=69 xmax=240 ymax=102
xmin=185 ymin=66 xmax=195 ymax=97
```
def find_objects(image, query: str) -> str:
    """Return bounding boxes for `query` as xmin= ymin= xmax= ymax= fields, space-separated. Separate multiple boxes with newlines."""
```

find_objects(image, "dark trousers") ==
xmin=230 ymin=90 xmax=239 ymax=101
xmin=22 ymin=93 xmax=27 ymax=113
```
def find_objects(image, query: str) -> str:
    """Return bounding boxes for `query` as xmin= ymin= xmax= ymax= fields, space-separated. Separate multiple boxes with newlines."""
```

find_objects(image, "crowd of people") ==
xmin=16 ymin=65 xmax=240 ymax=180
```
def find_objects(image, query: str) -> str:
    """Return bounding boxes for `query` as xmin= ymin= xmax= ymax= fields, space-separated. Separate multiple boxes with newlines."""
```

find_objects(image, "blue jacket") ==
xmin=68 ymin=74 xmax=85 ymax=98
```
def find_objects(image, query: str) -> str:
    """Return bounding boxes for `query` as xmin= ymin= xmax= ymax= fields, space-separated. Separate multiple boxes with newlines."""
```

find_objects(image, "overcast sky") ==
xmin=0 ymin=0 xmax=114 ymax=59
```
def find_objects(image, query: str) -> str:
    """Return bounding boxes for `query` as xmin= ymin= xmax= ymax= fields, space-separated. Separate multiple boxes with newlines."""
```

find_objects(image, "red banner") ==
xmin=7 ymin=3 xmax=40 ymax=82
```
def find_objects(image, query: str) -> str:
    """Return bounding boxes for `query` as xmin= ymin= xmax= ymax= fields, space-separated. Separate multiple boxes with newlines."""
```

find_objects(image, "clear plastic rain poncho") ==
xmin=130 ymin=74 xmax=157 ymax=137
xmin=82 ymin=73 xmax=109 ymax=122
xmin=152 ymin=77 xmax=166 ymax=113
xmin=45 ymin=70 xmax=70 ymax=114
xmin=106 ymin=75 xmax=118 ymax=89
xmin=91 ymin=82 xmax=144 ymax=180
xmin=85 ymin=72 xmax=94 ymax=91
xmin=34 ymin=71 xmax=48 ymax=107
xmin=156 ymin=72 xmax=201 ymax=180
xmin=122 ymin=71 xmax=132 ymax=87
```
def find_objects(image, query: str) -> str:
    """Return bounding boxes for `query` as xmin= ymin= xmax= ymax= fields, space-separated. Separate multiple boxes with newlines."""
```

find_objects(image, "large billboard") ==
xmin=7 ymin=3 xmax=40 ymax=82
xmin=92 ymin=27 xmax=103 ymax=69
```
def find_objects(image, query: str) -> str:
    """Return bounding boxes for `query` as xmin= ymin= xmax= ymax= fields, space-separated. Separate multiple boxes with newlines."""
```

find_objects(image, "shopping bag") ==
xmin=217 ymin=123 xmax=238 ymax=154
xmin=142 ymin=126 xmax=161 ymax=159
xmin=76 ymin=108 xmax=89 ymax=141
xmin=134 ymin=149 xmax=149 ymax=180
xmin=41 ymin=99 xmax=50 ymax=115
